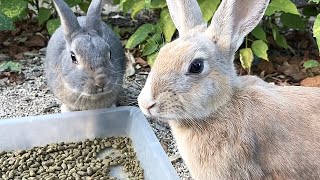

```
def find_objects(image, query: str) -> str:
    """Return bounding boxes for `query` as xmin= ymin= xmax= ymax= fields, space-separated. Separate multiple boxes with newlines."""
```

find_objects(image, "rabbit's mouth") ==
xmin=138 ymin=100 xmax=173 ymax=120
xmin=82 ymin=84 xmax=115 ymax=95
xmin=80 ymin=89 xmax=113 ymax=96
xmin=72 ymin=90 xmax=116 ymax=109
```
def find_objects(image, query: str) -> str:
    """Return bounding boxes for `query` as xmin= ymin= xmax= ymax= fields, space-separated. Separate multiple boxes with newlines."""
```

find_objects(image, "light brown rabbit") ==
xmin=137 ymin=0 xmax=320 ymax=179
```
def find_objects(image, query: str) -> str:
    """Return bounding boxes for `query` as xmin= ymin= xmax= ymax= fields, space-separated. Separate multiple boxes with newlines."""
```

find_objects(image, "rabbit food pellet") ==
xmin=0 ymin=137 xmax=144 ymax=180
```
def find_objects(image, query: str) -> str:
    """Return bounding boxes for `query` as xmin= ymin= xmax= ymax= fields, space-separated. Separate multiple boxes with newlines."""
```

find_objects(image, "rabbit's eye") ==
xmin=70 ymin=52 xmax=78 ymax=64
xmin=188 ymin=58 xmax=204 ymax=74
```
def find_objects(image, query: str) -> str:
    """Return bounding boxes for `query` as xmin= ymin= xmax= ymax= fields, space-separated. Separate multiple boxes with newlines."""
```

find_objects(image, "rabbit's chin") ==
xmin=70 ymin=90 xmax=117 ymax=110
xmin=80 ymin=90 xmax=113 ymax=97
xmin=140 ymin=107 xmax=171 ymax=121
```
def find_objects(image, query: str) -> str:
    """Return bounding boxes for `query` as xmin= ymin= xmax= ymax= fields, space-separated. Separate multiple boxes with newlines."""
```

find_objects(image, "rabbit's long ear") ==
xmin=53 ymin=0 xmax=81 ymax=41
xmin=166 ymin=0 xmax=206 ymax=36
xmin=86 ymin=0 xmax=103 ymax=33
xmin=207 ymin=0 xmax=269 ymax=53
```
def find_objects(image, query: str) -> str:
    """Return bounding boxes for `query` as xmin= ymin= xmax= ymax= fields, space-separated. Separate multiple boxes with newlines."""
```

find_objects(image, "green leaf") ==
xmin=265 ymin=0 xmax=299 ymax=16
xmin=271 ymin=24 xmax=288 ymax=49
xmin=154 ymin=23 xmax=163 ymax=35
xmin=143 ymin=42 xmax=159 ymax=56
xmin=38 ymin=7 xmax=51 ymax=25
xmin=64 ymin=0 xmax=82 ymax=7
xmin=46 ymin=18 xmax=61 ymax=35
xmin=0 ymin=12 xmax=14 ymax=30
xmin=145 ymin=0 xmax=151 ymax=8
xmin=280 ymin=13 xmax=305 ymax=30
xmin=239 ymin=48 xmax=253 ymax=70
xmin=302 ymin=6 xmax=319 ymax=16
xmin=159 ymin=8 xmax=176 ymax=42
xmin=142 ymin=33 xmax=162 ymax=56
xmin=147 ymin=52 xmax=158 ymax=67
xmin=79 ymin=1 xmax=91 ymax=13
xmin=150 ymin=0 xmax=166 ymax=9
xmin=303 ymin=60 xmax=320 ymax=69
xmin=125 ymin=23 xmax=154 ymax=49
xmin=121 ymin=0 xmax=135 ymax=14
xmin=276 ymin=34 xmax=288 ymax=49
xmin=271 ymin=24 xmax=278 ymax=40
xmin=0 ymin=61 xmax=22 ymax=73
xmin=309 ymin=0 xmax=320 ymax=3
xmin=0 ymin=0 xmax=27 ymax=20
xmin=313 ymin=14 xmax=320 ymax=54
xmin=251 ymin=40 xmax=269 ymax=61
xmin=131 ymin=0 xmax=145 ymax=18
xmin=198 ymin=0 xmax=220 ymax=22
xmin=251 ymin=25 xmax=267 ymax=42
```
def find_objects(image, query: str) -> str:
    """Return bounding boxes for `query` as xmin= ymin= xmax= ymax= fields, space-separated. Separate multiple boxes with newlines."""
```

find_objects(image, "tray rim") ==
xmin=0 ymin=106 xmax=180 ymax=180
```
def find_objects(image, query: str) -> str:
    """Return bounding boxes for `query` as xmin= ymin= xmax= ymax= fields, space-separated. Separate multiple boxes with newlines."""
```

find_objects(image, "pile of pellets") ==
xmin=0 ymin=137 xmax=144 ymax=180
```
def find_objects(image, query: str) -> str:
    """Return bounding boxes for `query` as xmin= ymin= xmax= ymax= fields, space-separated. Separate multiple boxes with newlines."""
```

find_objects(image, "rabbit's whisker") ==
xmin=112 ymin=55 xmax=127 ymax=62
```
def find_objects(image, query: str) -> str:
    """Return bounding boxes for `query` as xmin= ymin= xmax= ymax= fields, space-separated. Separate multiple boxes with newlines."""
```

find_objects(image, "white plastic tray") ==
xmin=0 ymin=106 xmax=179 ymax=180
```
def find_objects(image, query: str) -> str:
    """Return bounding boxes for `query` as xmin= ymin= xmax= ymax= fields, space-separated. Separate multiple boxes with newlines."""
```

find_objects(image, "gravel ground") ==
xmin=0 ymin=50 xmax=192 ymax=180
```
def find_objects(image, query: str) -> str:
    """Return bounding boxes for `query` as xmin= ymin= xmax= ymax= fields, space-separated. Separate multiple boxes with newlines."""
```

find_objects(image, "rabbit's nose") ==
xmin=138 ymin=93 xmax=156 ymax=116
xmin=138 ymin=77 xmax=157 ymax=116
xmin=138 ymin=99 xmax=156 ymax=116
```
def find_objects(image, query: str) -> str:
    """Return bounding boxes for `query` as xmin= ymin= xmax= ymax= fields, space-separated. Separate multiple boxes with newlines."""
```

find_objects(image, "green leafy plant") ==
xmin=119 ymin=0 xmax=320 ymax=71
xmin=303 ymin=59 xmax=320 ymax=69
xmin=121 ymin=0 xmax=179 ymax=66
xmin=233 ymin=0 xmax=320 ymax=72
xmin=125 ymin=23 xmax=164 ymax=66
xmin=117 ymin=0 xmax=221 ymax=66
xmin=0 ymin=0 xmax=27 ymax=30
xmin=0 ymin=0 xmax=92 ymax=34
xmin=238 ymin=0 xmax=301 ymax=72
xmin=1 ymin=0 xmax=320 ymax=72
xmin=0 ymin=61 xmax=22 ymax=74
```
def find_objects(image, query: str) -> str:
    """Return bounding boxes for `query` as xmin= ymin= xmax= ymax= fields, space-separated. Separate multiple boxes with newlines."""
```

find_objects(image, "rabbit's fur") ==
xmin=45 ymin=0 xmax=125 ymax=112
xmin=137 ymin=0 xmax=320 ymax=179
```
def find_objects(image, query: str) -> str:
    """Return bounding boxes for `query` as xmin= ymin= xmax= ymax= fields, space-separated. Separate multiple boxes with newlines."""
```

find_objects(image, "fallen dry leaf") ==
xmin=169 ymin=154 xmax=182 ymax=163
xmin=25 ymin=35 xmax=47 ymax=48
xmin=125 ymin=51 xmax=136 ymax=77
xmin=9 ymin=72 xmax=25 ymax=85
xmin=135 ymin=57 xmax=148 ymax=67
xmin=277 ymin=62 xmax=306 ymax=81
xmin=0 ymin=33 xmax=8 ymax=45
xmin=159 ymin=139 xmax=168 ymax=153
xmin=288 ymin=56 xmax=302 ymax=66
xmin=257 ymin=61 xmax=276 ymax=75
xmin=1 ymin=72 xmax=26 ymax=85
xmin=298 ymin=39 xmax=310 ymax=49
xmin=300 ymin=76 xmax=320 ymax=87
xmin=7 ymin=45 xmax=30 ymax=59
xmin=271 ymin=56 xmax=290 ymax=65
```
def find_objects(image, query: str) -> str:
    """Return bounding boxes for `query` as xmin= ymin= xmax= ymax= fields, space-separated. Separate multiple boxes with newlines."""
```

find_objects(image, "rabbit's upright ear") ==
xmin=86 ymin=0 xmax=103 ymax=34
xmin=166 ymin=0 xmax=206 ymax=36
xmin=53 ymin=0 xmax=81 ymax=42
xmin=207 ymin=0 xmax=269 ymax=54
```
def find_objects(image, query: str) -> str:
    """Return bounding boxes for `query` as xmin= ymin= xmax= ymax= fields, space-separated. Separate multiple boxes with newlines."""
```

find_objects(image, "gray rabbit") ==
xmin=45 ymin=0 xmax=125 ymax=112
